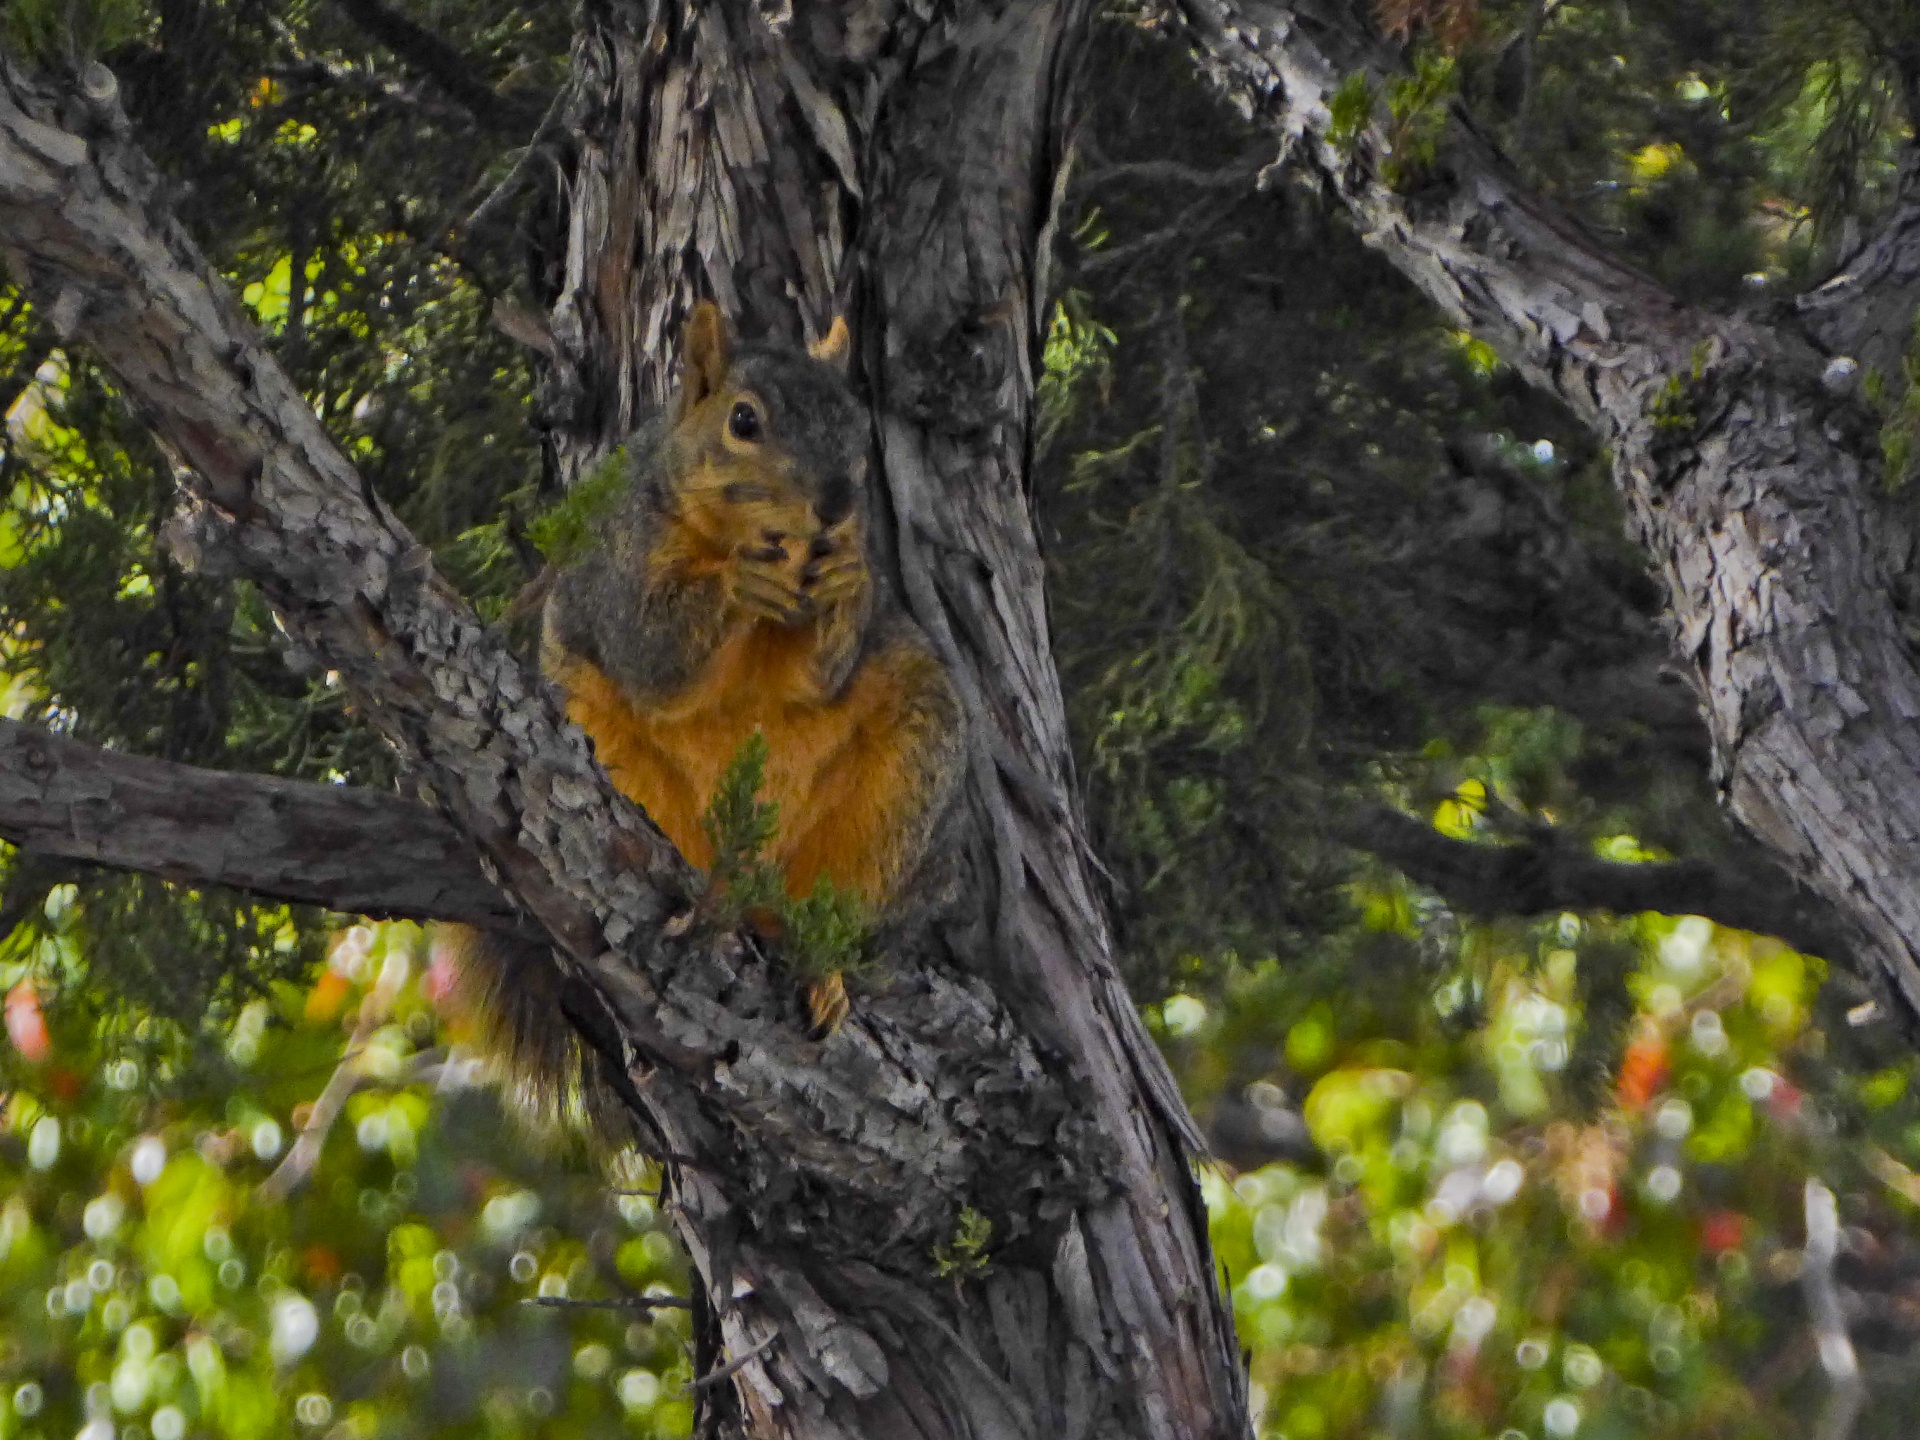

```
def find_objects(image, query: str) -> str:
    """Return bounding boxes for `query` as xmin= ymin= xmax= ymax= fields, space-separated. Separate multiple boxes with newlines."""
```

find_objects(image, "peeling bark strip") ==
xmin=0 ymin=718 xmax=521 ymax=931
xmin=1171 ymin=0 xmax=1920 ymax=1030
xmin=0 ymin=16 xmax=1251 ymax=1439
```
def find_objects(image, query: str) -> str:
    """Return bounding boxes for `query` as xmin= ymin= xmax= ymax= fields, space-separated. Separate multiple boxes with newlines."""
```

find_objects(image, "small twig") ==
xmin=686 ymin=1332 xmax=778 ymax=1393
xmin=258 ymin=947 xmax=408 ymax=1201
xmin=521 ymin=1294 xmax=692 ymax=1312
xmin=1508 ymin=0 xmax=1555 ymax=149
xmin=1817 ymin=1375 xmax=1869 ymax=1440
xmin=462 ymin=84 xmax=569 ymax=236
xmin=328 ymin=0 xmax=542 ymax=133
xmin=1802 ymin=1179 xmax=1868 ymax=1440
xmin=1867 ymin=1146 xmax=1920 ymax=1205
xmin=1075 ymin=195 xmax=1226 ymax=278
xmin=1151 ymin=289 xmax=1194 ymax=636
xmin=1080 ymin=158 xmax=1261 ymax=191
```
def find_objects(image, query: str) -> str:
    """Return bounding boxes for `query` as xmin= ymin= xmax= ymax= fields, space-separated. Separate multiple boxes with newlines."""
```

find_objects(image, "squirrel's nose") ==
xmin=816 ymin=476 xmax=853 ymax=527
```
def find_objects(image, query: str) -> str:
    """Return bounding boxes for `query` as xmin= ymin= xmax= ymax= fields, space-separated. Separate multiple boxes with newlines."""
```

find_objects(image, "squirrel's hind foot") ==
xmin=805 ymin=971 xmax=849 ymax=1037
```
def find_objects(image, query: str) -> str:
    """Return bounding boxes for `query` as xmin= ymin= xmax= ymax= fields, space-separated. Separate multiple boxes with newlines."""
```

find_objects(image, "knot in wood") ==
xmin=79 ymin=63 xmax=119 ymax=111
xmin=890 ymin=309 xmax=1018 ymax=435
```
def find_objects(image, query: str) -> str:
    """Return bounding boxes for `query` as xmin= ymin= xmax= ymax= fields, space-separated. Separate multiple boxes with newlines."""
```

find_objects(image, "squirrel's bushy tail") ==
xmin=438 ymin=923 xmax=635 ymax=1148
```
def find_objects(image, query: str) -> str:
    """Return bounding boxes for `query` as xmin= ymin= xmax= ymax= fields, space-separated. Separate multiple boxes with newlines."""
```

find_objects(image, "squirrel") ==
xmin=445 ymin=302 xmax=965 ymax=1126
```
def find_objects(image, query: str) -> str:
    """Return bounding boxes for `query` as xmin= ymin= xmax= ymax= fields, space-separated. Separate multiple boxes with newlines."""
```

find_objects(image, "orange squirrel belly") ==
xmin=550 ymin=619 xmax=920 ymax=905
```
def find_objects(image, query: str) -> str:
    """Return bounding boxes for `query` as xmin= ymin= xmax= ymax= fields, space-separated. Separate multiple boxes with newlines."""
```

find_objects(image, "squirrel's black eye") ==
xmin=728 ymin=402 xmax=761 ymax=442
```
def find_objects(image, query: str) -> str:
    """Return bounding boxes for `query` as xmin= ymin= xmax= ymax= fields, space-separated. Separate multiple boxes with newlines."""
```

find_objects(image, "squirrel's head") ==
xmin=668 ymin=302 xmax=867 ymax=548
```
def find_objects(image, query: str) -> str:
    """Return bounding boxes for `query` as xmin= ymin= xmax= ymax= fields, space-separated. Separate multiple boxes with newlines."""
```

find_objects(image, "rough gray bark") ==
xmin=533 ymin=2 xmax=1246 ymax=1434
xmin=1171 ymin=0 xmax=1920 ymax=1028
xmin=1798 ymin=153 xmax=1920 ymax=385
xmin=0 ymin=16 xmax=1249 ymax=1440
xmin=0 ymin=717 xmax=524 ymax=932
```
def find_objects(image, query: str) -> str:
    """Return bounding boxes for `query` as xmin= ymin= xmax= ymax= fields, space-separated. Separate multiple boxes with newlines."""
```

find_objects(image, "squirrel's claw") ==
xmin=800 ymin=549 xmax=866 ymax=606
xmin=730 ymin=556 xmax=813 ymax=624
xmin=805 ymin=971 xmax=849 ymax=1037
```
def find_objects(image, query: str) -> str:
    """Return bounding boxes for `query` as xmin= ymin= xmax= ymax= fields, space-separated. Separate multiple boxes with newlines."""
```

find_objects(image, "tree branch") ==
xmin=1079 ymin=156 xmax=1262 ymax=190
xmin=0 ymin=717 xmax=523 ymax=931
xmin=21 ymin=709 xmax=1836 ymax=1003
xmin=0 ymin=54 xmax=1100 ymax=1278
xmin=3 ymin=16 xmax=1256 ymax=1433
xmin=1796 ymin=148 xmax=1920 ymax=380
xmin=258 ymin=943 xmax=409 ymax=1202
xmin=1175 ymin=1 xmax=1715 ymax=424
xmin=1335 ymin=803 xmax=1857 ymax=963
xmin=325 ymin=0 xmax=540 ymax=134
xmin=1173 ymin=0 xmax=1920 ymax=1034
xmin=263 ymin=55 xmax=477 ymax=131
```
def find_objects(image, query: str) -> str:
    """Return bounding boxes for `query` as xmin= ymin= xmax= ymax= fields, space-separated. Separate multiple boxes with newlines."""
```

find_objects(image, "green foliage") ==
xmin=778 ymin=877 xmax=872 ymax=985
xmin=1438 ymin=0 xmax=1918 ymax=297
xmin=0 ymin=0 xmax=561 ymax=1019
xmin=697 ymin=734 xmax=872 ymax=979
xmin=698 ymin=732 xmax=785 ymax=921
xmin=932 ymin=1207 xmax=993 ymax=1279
xmin=1192 ymin=895 xmax=1920 ymax=1440
xmin=0 ymin=317 xmax=355 ymax=1032
xmin=527 ymin=448 xmax=628 ymax=568
xmin=1381 ymin=51 xmax=1458 ymax=189
xmin=1871 ymin=312 xmax=1920 ymax=491
xmin=1324 ymin=48 xmax=1459 ymax=186
xmin=1038 ymin=293 xmax=1116 ymax=447
xmin=1649 ymin=372 xmax=1698 ymax=433
xmin=1327 ymin=72 xmax=1375 ymax=154
xmin=0 ymin=924 xmax=697 ymax=1440
xmin=1743 ymin=6 xmax=1915 ymax=257
xmin=1046 ymin=28 xmax=1615 ymax=997
xmin=0 ymin=0 xmax=148 ymax=63
xmin=1649 ymin=343 xmax=1715 ymax=437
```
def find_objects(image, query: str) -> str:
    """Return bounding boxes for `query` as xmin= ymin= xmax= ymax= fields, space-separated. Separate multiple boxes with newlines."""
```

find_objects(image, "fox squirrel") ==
xmin=450 ymin=303 xmax=965 ymax=1120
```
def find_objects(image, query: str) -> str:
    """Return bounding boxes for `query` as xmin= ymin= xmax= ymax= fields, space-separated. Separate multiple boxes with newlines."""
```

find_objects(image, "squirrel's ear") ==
xmin=679 ymin=301 xmax=731 ymax=413
xmin=808 ymin=315 xmax=851 ymax=373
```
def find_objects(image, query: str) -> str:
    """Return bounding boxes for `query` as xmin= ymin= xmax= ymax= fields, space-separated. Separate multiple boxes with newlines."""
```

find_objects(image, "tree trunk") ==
xmin=1171 ymin=0 xmax=1920 ymax=1030
xmin=538 ymin=2 xmax=1247 ymax=1434
xmin=0 ymin=10 xmax=1251 ymax=1438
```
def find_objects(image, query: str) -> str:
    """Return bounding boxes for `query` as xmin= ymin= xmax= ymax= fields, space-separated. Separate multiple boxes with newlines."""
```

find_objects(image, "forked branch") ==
xmin=0 ymin=52 xmax=1097 ymax=1270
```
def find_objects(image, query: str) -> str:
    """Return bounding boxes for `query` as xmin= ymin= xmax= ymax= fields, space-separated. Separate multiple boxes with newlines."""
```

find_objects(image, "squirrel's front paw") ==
xmin=730 ymin=538 xmax=813 ymax=624
xmin=799 ymin=536 xmax=867 ymax=608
